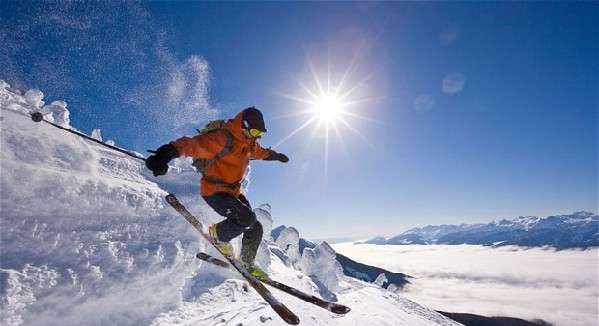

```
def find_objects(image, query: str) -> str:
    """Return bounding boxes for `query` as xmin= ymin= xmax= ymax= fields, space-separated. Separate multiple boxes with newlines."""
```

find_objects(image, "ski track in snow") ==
xmin=0 ymin=84 xmax=462 ymax=326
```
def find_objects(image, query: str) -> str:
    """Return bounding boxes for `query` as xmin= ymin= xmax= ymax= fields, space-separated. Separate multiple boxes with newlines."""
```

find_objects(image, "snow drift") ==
xmin=0 ymin=82 xmax=461 ymax=326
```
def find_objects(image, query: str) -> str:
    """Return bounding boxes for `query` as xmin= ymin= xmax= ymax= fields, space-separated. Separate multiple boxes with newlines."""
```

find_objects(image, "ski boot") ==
xmin=244 ymin=262 xmax=269 ymax=282
xmin=208 ymin=224 xmax=234 ymax=258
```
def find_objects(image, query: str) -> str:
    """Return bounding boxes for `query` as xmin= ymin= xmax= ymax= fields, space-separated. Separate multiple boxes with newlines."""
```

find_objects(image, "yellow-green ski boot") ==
xmin=245 ymin=263 xmax=269 ymax=282
xmin=208 ymin=224 xmax=234 ymax=258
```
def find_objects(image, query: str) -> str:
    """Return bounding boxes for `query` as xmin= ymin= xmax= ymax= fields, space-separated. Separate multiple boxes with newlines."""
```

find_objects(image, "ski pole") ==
xmin=30 ymin=111 xmax=147 ymax=162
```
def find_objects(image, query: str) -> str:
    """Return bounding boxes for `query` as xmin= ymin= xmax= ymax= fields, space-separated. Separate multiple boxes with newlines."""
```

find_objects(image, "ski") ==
xmin=165 ymin=194 xmax=300 ymax=325
xmin=196 ymin=251 xmax=351 ymax=315
xmin=30 ymin=112 xmax=147 ymax=162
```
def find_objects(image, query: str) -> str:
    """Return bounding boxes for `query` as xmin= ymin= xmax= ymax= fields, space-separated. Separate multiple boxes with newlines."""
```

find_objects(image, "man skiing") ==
xmin=145 ymin=107 xmax=288 ymax=281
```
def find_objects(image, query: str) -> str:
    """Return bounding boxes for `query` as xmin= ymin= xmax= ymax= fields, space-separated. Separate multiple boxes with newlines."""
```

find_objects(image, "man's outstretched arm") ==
xmin=146 ymin=132 xmax=225 ymax=176
xmin=251 ymin=142 xmax=289 ymax=163
xmin=171 ymin=131 xmax=226 ymax=159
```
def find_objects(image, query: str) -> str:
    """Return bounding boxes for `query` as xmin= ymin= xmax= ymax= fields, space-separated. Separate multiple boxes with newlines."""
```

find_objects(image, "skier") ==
xmin=145 ymin=107 xmax=288 ymax=281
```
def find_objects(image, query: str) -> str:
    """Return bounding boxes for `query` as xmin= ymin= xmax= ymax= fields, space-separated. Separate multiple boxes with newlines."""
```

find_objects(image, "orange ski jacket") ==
xmin=171 ymin=111 xmax=273 ymax=197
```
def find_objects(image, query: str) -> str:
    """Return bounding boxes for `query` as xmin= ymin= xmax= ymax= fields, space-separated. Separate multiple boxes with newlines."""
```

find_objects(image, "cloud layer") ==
xmin=332 ymin=243 xmax=598 ymax=326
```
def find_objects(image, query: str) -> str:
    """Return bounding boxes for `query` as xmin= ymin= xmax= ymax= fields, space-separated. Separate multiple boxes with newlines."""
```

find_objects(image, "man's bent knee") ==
xmin=236 ymin=210 xmax=257 ymax=228
xmin=251 ymin=220 xmax=263 ymax=237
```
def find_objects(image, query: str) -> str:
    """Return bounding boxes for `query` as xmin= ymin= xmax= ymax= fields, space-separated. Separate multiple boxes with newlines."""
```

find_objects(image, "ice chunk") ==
xmin=0 ymin=79 xmax=9 ymax=90
xmin=91 ymin=129 xmax=103 ymax=141
xmin=299 ymin=241 xmax=342 ymax=293
xmin=43 ymin=100 xmax=70 ymax=127
xmin=374 ymin=273 xmax=388 ymax=287
xmin=24 ymin=89 xmax=44 ymax=108
xmin=255 ymin=204 xmax=273 ymax=241
xmin=254 ymin=239 xmax=271 ymax=270
xmin=252 ymin=204 xmax=274 ymax=269
xmin=274 ymin=226 xmax=301 ymax=265
xmin=387 ymin=283 xmax=399 ymax=292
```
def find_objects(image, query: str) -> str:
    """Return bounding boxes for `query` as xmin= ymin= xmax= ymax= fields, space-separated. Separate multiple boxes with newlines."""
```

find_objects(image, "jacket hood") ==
xmin=225 ymin=111 xmax=250 ymax=142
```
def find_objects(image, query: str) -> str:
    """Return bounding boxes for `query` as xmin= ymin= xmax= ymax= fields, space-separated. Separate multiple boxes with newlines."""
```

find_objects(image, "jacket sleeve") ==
xmin=250 ymin=141 xmax=273 ymax=160
xmin=171 ymin=131 xmax=225 ymax=159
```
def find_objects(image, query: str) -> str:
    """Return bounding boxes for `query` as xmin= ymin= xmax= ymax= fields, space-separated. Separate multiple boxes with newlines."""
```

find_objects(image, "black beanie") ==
xmin=241 ymin=107 xmax=266 ymax=132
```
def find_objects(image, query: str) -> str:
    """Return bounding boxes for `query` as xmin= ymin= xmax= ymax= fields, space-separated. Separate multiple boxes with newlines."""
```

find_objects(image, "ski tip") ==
xmin=272 ymin=304 xmax=300 ymax=325
xmin=284 ymin=316 xmax=300 ymax=325
xmin=330 ymin=304 xmax=351 ymax=314
xmin=31 ymin=112 xmax=43 ymax=122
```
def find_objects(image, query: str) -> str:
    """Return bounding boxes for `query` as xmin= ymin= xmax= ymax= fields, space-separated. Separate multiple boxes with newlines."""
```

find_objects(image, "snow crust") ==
xmin=0 ymin=83 xmax=461 ymax=326
xmin=0 ymin=90 xmax=164 ymax=217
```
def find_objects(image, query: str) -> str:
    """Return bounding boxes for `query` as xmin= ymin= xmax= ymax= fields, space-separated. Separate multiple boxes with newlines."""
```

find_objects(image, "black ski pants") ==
xmin=203 ymin=192 xmax=263 ymax=264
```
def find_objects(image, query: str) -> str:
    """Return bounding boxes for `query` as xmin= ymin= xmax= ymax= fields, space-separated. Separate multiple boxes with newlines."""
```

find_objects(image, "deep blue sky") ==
xmin=2 ymin=1 xmax=597 ymax=238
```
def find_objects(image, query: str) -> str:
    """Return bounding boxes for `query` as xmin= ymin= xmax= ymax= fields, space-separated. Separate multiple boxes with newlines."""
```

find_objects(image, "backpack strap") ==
xmin=193 ymin=128 xmax=242 ymax=189
xmin=204 ymin=128 xmax=234 ymax=168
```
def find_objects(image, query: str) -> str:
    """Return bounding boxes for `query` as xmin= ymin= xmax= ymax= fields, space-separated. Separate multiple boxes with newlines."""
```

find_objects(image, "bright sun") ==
xmin=312 ymin=93 xmax=343 ymax=122
xmin=275 ymin=52 xmax=374 ymax=175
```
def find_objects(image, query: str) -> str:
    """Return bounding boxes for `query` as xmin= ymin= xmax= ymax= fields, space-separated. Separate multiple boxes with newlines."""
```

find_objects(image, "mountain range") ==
xmin=365 ymin=212 xmax=598 ymax=249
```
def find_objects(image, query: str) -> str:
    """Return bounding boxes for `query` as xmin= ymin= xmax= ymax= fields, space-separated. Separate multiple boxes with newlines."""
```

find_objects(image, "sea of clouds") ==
xmin=332 ymin=243 xmax=598 ymax=326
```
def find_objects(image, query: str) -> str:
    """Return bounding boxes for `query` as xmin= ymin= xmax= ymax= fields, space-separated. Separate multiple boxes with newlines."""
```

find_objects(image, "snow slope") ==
xmin=0 ymin=82 xmax=461 ymax=326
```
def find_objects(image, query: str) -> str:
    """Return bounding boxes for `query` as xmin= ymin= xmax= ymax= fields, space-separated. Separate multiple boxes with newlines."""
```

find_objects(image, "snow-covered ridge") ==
xmin=366 ymin=211 xmax=598 ymax=249
xmin=0 ymin=82 xmax=165 ymax=217
xmin=1 ymin=82 xmax=461 ymax=326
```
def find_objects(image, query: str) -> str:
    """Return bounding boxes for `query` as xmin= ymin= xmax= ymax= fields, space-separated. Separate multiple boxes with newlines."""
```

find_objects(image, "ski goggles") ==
xmin=248 ymin=128 xmax=265 ymax=138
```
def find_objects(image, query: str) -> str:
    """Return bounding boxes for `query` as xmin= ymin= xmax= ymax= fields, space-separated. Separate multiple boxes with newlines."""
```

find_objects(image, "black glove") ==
xmin=146 ymin=143 xmax=179 ymax=176
xmin=265 ymin=150 xmax=289 ymax=163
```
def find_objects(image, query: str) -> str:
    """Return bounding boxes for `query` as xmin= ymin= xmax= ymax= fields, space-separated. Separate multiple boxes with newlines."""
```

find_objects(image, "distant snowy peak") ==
xmin=366 ymin=212 xmax=598 ymax=249
xmin=395 ymin=223 xmax=482 ymax=244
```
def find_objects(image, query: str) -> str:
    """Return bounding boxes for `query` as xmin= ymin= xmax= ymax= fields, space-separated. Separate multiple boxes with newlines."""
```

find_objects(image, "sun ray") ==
xmin=303 ymin=117 xmax=323 ymax=150
xmin=337 ymin=116 xmax=374 ymax=148
xmin=273 ymin=116 xmax=318 ymax=148
xmin=324 ymin=122 xmax=330 ymax=178
xmin=271 ymin=110 xmax=313 ymax=121
xmin=330 ymin=119 xmax=351 ymax=161
xmin=340 ymin=95 xmax=386 ymax=107
xmin=330 ymin=120 xmax=342 ymax=139
xmin=327 ymin=45 xmax=332 ymax=94
xmin=277 ymin=92 xmax=317 ymax=106
xmin=334 ymin=39 xmax=367 ymax=97
xmin=289 ymin=75 xmax=320 ymax=100
xmin=305 ymin=52 xmax=325 ymax=96
xmin=339 ymin=109 xmax=384 ymax=124
xmin=337 ymin=72 xmax=375 ymax=101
